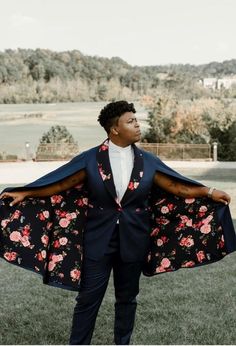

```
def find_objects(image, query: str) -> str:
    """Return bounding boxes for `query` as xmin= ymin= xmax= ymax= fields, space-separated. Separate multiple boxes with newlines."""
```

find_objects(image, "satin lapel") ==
xmin=96 ymin=139 xmax=118 ymax=203
xmin=121 ymin=144 xmax=144 ymax=205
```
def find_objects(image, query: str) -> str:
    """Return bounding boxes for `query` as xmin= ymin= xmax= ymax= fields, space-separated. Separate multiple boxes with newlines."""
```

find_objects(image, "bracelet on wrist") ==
xmin=207 ymin=187 xmax=215 ymax=198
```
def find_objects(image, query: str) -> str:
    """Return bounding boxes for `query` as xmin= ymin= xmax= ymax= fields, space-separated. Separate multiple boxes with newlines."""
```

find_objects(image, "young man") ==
xmin=0 ymin=101 xmax=235 ymax=345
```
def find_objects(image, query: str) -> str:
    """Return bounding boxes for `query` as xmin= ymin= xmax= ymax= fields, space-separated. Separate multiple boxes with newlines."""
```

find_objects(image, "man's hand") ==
xmin=211 ymin=189 xmax=231 ymax=205
xmin=0 ymin=191 xmax=29 ymax=207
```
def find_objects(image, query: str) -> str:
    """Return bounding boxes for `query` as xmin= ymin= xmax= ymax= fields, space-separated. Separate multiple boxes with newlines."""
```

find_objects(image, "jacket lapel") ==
xmin=96 ymin=140 xmax=144 ymax=206
xmin=96 ymin=139 xmax=118 ymax=202
xmin=121 ymin=144 xmax=144 ymax=205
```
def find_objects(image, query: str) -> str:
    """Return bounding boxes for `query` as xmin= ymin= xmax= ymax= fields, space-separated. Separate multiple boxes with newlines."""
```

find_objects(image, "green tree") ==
xmin=39 ymin=125 xmax=77 ymax=144
xmin=36 ymin=125 xmax=79 ymax=160
xmin=202 ymin=100 xmax=236 ymax=161
xmin=207 ymin=120 xmax=236 ymax=161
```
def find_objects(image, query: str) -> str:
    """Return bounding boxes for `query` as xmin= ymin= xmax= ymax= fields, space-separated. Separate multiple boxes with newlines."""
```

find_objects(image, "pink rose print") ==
xmin=53 ymin=240 xmax=60 ymax=248
xmin=182 ymin=261 xmax=195 ymax=268
xmin=186 ymin=219 xmax=193 ymax=227
xmin=155 ymin=266 xmax=166 ymax=273
xmin=4 ymin=251 xmax=17 ymax=261
xmin=100 ymin=142 xmax=109 ymax=151
xmin=199 ymin=206 xmax=208 ymax=213
xmin=70 ymin=212 xmax=77 ymax=219
xmin=167 ymin=203 xmax=174 ymax=211
xmin=37 ymin=253 xmax=43 ymax=261
xmin=51 ymin=195 xmax=63 ymax=204
xmin=46 ymin=222 xmax=53 ymax=230
xmin=76 ymin=199 xmax=85 ymax=207
xmin=200 ymin=224 xmax=211 ymax=234
xmin=180 ymin=215 xmax=190 ymax=223
xmin=70 ymin=268 xmax=81 ymax=281
xmin=157 ymin=238 xmax=163 ymax=246
xmin=128 ymin=182 xmax=139 ymax=190
xmin=38 ymin=212 xmax=47 ymax=221
xmin=1 ymin=219 xmax=9 ymax=228
xmin=156 ymin=217 xmax=170 ymax=225
xmin=59 ymin=237 xmax=68 ymax=246
xmin=161 ymin=236 xmax=168 ymax=243
xmin=185 ymin=198 xmax=195 ymax=204
xmin=48 ymin=261 xmax=56 ymax=272
xmin=9 ymin=231 xmax=22 ymax=242
xmin=202 ymin=215 xmax=213 ymax=224
xmin=51 ymin=254 xmax=63 ymax=263
xmin=41 ymin=234 xmax=49 ymax=246
xmin=196 ymin=250 xmax=205 ymax=262
xmin=161 ymin=206 xmax=169 ymax=214
xmin=155 ymin=198 xmax=166 ymax=205
xmin=98 ymin=165 xmax=111 ymax=181
xmin=41 ymin=250 xmax=47 ymax=259
xmin=66 ymin=213 xmax=72 ymax=220
xmin=150 ymin=228 xmax=160 ymax=237
xmin=11 ymin=210 xmax=22 ymax=220
xmin=55 ymin=210 xmax=63 ymax=216
xmin=180 ymin=235 xmax=194 ymax=247
xmin=20 ymin=235 xmax=30 ymax=247
xmin=43 ymin=210 xmax=49 ymax=218
xmin=59 ymin=218 xmax=70 ymax=228
xmin=219 ymin=235 xmax=225 ymax=249
xmin=37 ymin=250 xmax=47 ymax=261
xmin=82 ymin=198 xmax=88 ymax=205
xmin=161 ymin=258 xmax=171 ymax=268
xmin=22 ymin=225 xmax=31 ymax=236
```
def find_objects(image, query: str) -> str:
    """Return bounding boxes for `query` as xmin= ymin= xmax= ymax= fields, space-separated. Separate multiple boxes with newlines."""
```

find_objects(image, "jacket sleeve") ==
xmin=2 ymin=151 xmax=86 ymax=192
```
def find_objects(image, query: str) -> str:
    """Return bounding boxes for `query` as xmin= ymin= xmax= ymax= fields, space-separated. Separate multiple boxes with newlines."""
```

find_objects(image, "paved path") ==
xmin=0 ymin=160 xmax=236 ymax=184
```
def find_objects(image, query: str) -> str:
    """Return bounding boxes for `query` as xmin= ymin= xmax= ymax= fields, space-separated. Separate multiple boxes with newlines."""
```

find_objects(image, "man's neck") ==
xmin=108 ymin=136 xmax=132 ymax=148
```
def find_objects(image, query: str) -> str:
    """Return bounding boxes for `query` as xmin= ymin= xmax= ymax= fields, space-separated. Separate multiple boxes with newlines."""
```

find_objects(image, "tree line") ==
xmin=1 ymin=48 xmax=236 ymax=103
xmin=142 ymin=95 xmax=236 ymax=161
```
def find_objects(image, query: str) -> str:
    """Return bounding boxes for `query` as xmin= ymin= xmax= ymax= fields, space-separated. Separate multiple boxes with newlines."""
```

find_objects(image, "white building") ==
xmin=201 ymin=77 xmax=236 ymax=90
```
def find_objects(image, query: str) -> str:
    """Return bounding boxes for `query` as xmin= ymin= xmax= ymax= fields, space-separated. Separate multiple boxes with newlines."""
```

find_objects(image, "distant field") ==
xmin=0 ymin=102 xmax=148 ymax=157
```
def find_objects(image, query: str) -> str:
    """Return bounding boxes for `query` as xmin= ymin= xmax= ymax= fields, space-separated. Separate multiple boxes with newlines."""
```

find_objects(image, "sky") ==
xmin=1 ymin=0 xmax=236 ymax=66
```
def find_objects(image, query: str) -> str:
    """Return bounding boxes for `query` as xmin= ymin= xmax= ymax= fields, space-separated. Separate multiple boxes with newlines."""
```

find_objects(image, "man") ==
xmin=0 ymin=101 xmax=235 ymax=345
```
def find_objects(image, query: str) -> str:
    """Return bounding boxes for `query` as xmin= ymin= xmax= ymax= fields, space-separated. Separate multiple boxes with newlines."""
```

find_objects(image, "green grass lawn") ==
xmin=0 ymin=169 xmax=236 ymax=345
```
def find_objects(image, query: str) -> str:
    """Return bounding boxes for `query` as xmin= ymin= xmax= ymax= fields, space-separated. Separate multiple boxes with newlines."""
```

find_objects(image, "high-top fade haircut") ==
xmin=97 ymin=100 xmax=136 ymax=134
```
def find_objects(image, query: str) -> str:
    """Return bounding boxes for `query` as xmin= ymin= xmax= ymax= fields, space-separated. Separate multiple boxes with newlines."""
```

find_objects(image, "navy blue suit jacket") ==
xmin=1 ymin=139 xmax=236 ymax=290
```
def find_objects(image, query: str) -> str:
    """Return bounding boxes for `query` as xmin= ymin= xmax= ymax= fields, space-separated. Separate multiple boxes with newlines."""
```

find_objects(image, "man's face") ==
xmin=113 ymin=112 xmax=141 ymax=145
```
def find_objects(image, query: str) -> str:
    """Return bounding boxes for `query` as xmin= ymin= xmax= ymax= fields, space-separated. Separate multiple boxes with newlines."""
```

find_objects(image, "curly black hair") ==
xmin=97 ymin=101 xmax=136 ymax=134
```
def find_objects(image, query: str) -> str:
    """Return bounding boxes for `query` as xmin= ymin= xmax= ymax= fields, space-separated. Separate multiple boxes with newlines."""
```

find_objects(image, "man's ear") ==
xmin=111 ymin=127 xmax=118 ymax=135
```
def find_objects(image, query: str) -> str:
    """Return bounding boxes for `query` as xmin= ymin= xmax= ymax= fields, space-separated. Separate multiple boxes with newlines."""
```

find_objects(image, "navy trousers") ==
xmin=69 ymin=227 xmax=143 ymax=345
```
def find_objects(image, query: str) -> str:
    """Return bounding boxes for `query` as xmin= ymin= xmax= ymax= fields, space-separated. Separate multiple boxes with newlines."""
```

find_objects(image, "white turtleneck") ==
xmin=108 ymin=140 xmax=134 ymax=202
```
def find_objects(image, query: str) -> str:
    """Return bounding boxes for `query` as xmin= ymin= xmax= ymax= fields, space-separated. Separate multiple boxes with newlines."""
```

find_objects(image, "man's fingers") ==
xmin=0 ymin=192 xmax=20 ymax=206
xmin=0 ymin=192 xmax=8 ymax=199
xmin=9 ymin=196 xmax=23 ymax=207
xmin=0 ymin=192 xmax=14 ymax=199
xmin=219 ymin=198 xmax=229 ymax=205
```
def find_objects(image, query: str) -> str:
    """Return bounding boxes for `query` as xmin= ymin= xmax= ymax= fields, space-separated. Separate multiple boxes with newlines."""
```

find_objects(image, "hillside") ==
xmin=0 ymin=49 xmax=236 ymax=103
